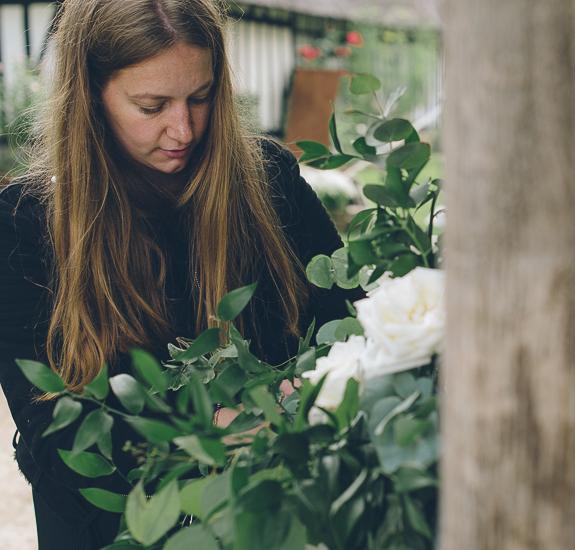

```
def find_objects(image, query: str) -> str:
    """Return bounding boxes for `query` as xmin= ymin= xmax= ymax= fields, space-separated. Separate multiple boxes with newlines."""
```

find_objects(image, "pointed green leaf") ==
xmin=174 ymin=435 xmax=226 ymax=466
xmin=58 ymin=449 xmax=115 ymax=478
xmin=109 ymin=374 xmax=146 ymax=414
xmin=173 ymin=328 xmax=221 ymax=361
xmin=15 ymin=359 xmax=66 ymax=393
xmin=125 ymin=416 xmax=180 ymax=444
xmin=404 ymin=494 xmax=433 ymax=540
xmin=97 ymin=428 xmax=113 ymax=461
xmin=250 ymin=386 xmax=283 ymax=427
xmin=43 ymin=397 xmax=82 ymax=437
xmin=188 ymin=372 xmax=213 ymax=428
xmin=180 ymin=476 xmax=212 ymax=517
xmin=329 ymin=112 xmax=343 ymax=154
xmin=229 ymin=325 xmax=266 ymax=374
xmin=217 ymin=283 xmax=257 ymax=322
xmin=296 ymin=140 xmax=330 ymax=160
xmin=73 ymin=409 xmax=114 ymax=454
xmin=84 ymin=363 xmax=109 ymax=400
xmin=164 ymin=524 xmax=219 ymax=550
xmin=307 ymin=154 xmax=355 ymax=170
xmin=126 ymin=480 xmax=181 ymax=546
xmin=130 ymin=349 xmax=167 ymax=393
xmin=79 ymin=488 xmax=126 ymax=513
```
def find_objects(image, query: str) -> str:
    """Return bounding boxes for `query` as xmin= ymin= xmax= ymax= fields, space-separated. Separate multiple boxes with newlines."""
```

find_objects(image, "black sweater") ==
xmin=0 ymin=141 xmax=363 ymax=549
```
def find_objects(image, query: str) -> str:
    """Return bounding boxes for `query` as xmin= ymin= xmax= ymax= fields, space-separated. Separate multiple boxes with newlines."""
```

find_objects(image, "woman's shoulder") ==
xmin=0 ymin=177 xmax=47 ymax=246
xmin=259 ymin=138 xmax=299 ymax=188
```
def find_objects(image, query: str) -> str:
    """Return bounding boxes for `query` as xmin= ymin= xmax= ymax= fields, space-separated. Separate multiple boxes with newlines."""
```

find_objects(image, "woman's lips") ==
xmin=161 ymin=146 xmax=191 ymax=159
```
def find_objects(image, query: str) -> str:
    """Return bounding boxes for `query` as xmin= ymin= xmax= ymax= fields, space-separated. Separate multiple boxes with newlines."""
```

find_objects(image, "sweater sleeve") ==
xmin=263 ymin=140 xmax=366 ymax=333
xmin=0 ymin=184 xmax=134 ymax=499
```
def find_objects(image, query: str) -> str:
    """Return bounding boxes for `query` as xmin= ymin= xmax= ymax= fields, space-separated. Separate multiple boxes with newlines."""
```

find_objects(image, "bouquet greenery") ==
xmin=18 ymin=74 xmax=443 ymax=550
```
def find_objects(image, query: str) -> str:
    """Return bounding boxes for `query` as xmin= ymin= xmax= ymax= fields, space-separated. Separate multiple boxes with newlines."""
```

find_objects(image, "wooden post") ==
xmin=442 ymin=1 xmax=575 ymax=549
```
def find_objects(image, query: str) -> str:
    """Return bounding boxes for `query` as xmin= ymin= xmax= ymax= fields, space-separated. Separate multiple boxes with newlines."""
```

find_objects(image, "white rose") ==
xmin=355 ymin=267 xmax=444 ymax=378
xmin=302 ymin=335 xmax=366 ymax=414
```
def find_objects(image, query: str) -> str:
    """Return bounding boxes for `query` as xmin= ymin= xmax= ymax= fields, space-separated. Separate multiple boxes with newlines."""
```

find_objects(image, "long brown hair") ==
xmin=28 ymin=0 xmax=308 ymax=394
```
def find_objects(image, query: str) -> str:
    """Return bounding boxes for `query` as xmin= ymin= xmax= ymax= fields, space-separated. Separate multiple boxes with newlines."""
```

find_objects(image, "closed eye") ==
xmin=138 ymin=104 xmax=164 ymax=115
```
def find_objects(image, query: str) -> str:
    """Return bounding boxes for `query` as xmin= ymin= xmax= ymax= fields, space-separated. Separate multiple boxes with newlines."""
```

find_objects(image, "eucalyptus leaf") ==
xmin=307 ymin=154 xmax=355 ymax=170
xmin=331 ymin=248 xmax=360 ymax=289
xmin=387 ymin=143 xmax=431 ymax=171
xmin=373 ymin=119 xmax=416 ymax=143
xmin=350 ymin=73 xmax=381 ymax=95
xmin=306 ymin=254 xmax=335 ymax=289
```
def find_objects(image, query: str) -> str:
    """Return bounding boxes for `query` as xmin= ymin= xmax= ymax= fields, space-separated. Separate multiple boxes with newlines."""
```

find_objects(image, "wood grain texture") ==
xmin=441 ymin=1 xmax=575 ymax=549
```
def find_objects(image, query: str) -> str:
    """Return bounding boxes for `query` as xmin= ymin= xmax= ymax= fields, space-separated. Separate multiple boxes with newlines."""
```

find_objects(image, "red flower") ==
xmin=334 ymin=46 xmax=352 ymax=58
xmin=346 ymin=31 xmax=363 ymax=47
xmin=298 ymin=45 xmax=322 ymax=60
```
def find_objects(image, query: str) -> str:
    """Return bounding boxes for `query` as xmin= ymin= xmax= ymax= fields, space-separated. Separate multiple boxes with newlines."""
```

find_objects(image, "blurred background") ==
xmin=0 ymin=0 xmax=442 ymax=547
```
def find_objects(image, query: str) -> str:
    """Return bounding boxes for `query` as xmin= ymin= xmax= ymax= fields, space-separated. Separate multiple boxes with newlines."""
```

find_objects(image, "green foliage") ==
xmin=16 ymin=74 xmax=440 ymax=548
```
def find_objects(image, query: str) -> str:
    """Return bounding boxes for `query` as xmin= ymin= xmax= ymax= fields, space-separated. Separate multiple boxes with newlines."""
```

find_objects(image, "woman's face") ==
xmin=101 ymin=42 xmax=213 ymax=174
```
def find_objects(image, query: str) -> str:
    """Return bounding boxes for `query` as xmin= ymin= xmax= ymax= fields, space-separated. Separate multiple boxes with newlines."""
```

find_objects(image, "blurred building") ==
xmin=0 ymin=1 xmax=441 ymax=138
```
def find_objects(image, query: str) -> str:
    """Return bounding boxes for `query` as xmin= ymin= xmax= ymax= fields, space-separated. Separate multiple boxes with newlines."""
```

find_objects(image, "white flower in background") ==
xmin=300 ymin=165 xmax=358 ymax=200
xmin=355 ymin=267 xmax=444 ymax=378
xmin=302 ymin=335 xmax=366 ymax=415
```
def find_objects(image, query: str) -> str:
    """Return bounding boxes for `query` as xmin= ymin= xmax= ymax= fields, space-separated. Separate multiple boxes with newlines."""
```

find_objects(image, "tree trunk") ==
xmin=441 ymin=2 xmax=575 ymax=549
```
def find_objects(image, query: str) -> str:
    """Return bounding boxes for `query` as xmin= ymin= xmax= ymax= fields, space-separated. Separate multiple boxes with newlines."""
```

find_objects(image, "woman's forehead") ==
xmin=111 ymin=43 xmax=213 ymax=97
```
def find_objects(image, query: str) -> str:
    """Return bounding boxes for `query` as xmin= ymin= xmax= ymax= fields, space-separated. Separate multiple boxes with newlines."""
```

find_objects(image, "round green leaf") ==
xmin=217 ymin=282 xmax=257 ymax=321
xmin=387 ymin=142 xmax=431 ymax=170
xmin=15 ymin=359 xmax=66 ymax=393
xmin=58 ymin=449 xmax=116 ymax=478
xmin=306 ymin=254 xmax=335 ymax=289
xmin=350 ymin=73 xmax=381 ymax=95
xmin=79 ymin=488 xmax=126 ymax=513
xmin=331 ymin=247 xmax=360 ymax=289
xmin=373 ymin=118 xmax=416 ymax=142
xmin=43 ymin=396 xmax=82 ymax=437
xmin=109 ymin=374 xmax=146 ymax=414
xmin=316 ymin=319 xmax=342 ymax=345
xmin=334 ymin=317 xmax=364 ymax=341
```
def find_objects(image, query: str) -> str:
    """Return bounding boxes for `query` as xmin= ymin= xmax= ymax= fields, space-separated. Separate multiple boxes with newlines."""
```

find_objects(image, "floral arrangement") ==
xmin=18 ymin=73 xmax=444 ymax=550
xmin=297 ymin=29 xmax=364 ymax=69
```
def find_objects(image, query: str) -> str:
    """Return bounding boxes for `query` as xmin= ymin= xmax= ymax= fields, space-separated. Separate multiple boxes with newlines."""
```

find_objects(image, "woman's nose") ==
xmin=166 ymin=105 xmax=193 ymax=145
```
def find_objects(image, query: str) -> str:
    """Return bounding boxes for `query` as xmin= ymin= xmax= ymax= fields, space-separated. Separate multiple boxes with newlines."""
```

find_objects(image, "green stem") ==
xmin=400 ymin=217 xmax=430 ymax=268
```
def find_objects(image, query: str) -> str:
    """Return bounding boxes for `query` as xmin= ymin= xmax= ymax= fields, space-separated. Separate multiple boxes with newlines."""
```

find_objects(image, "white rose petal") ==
xmin=301 ymin=335 xmax=366 ymax=416
xmin=355 ymin=267 xmax=444 ymax=379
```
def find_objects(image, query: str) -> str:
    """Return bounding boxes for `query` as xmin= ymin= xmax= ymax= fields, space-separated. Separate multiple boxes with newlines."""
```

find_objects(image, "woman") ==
xmin=0 ymin=0 xmax=362 ymax=548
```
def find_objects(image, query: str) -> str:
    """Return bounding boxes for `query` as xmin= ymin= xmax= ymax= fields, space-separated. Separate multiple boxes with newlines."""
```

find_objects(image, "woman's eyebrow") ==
xmin=128 ymin=80 xmax=213 ymax=100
